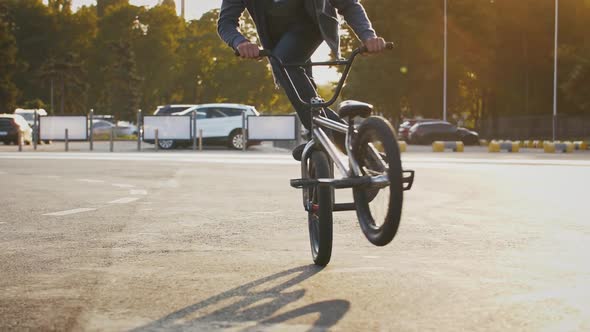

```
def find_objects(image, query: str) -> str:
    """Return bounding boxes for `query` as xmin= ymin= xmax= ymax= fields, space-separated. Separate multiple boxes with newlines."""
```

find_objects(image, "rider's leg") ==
xmin=270 ymin=23 xmax=346 ymax=132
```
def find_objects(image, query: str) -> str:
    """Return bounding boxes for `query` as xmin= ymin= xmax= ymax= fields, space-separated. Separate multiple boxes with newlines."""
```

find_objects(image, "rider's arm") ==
xmin=218 ymin=0 xmax=248 ymax=50
xmin=329 ymin=0 xmax=377 ymax=42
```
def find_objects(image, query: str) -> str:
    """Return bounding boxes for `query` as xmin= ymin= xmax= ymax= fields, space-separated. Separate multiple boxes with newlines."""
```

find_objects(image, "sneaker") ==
xmin=292 ymin=143 xmax=306 ymax=161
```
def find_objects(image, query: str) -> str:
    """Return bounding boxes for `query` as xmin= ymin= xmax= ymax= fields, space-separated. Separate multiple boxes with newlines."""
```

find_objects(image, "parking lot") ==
xmin=1 ymin=147 xmax=589 ymax=331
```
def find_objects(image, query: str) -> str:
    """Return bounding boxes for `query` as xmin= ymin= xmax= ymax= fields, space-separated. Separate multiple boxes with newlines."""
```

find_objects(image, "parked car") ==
xmin=92 ymin=120 xmax=138 ymax=137
xmin=145 ymin=103 xmax=260 ymax=150
xmin=14 ymin=108 xmax=50 ymax=144
xmin=398 ymin=118 xmax=438 ymax=141
xmin=0 ymin=114 xmax=33 ymax=145
xmin=14 ymin=108 xmax=47 ymax=127
xmin=408 ymin=121 xmax=479 ymax=145
xmin=153 ymin=104 xmax=198 ymax=116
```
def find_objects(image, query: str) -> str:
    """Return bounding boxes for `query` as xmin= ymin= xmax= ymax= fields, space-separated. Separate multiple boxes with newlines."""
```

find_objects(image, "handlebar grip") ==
xmin=359 ymin=41 xmax=396 ymax=53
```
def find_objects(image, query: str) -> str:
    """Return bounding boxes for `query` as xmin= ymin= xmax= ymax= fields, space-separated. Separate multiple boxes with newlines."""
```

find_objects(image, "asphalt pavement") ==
xmin=1 ymin=147 xmax=589 ymax=331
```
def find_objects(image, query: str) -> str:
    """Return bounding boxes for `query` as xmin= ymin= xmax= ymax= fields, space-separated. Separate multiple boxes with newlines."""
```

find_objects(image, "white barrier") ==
xmin=143 ymin=116 xmax=191 ymax=140
xmin=247 ymin=115 xmax=297 ymax=141
xmin=40 ymin=116 xmax=88 ymax=140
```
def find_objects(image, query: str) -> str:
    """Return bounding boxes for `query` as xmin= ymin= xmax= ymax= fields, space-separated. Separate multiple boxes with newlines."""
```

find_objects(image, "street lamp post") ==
xmin=443 ymin=0 xmax=448 ymax=122
xmin=552 ymin=0 xmax=559 ymax=141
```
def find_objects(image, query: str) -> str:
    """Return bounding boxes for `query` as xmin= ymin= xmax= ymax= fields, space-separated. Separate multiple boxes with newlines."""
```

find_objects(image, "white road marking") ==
xmin=77 ymin=179 xmax=105 ymax=184
xmin=130 ymin=189 xmax=148 ymax=195
xmin=108 ymin=197 xmax=140 ymax=204
xmin=43 ymin=175 xmax=61 ymax=179
xmin=112 ymin=183 xmax=135 ymax=188
xmin=0 ymin=222 xmax=6 ymax=224
xmin=363 ymin=256 xmax=380 ymax=259
xmin=0 ymin=171 xmax=6 ymax=175
xmin=1 ymin=152 xmax=589 ymax=167
xmin=43 ymin=208 xmax=97 ymax=216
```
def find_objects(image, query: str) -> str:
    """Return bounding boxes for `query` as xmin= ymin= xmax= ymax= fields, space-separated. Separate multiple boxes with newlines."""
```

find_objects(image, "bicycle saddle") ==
xmin=338 ymin=100 xmax=373 ymax=119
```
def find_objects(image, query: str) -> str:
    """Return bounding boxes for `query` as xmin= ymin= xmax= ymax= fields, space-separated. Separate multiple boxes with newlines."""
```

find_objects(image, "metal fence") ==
xmin=479 ymin=115 xmax=590 ymax=140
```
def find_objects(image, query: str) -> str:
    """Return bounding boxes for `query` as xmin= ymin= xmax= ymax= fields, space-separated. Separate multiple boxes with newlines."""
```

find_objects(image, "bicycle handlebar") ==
xmin=235 ymin=42 xmax=395 ymax=63
xmin=235 ymin=42 xmax=395 ymax=108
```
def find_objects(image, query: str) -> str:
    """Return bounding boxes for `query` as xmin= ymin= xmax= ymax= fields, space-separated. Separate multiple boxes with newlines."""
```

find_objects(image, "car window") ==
xmin=169 ymin=107 xmax=190 ymax=114
xmin=94 ymin=121 xmax=110 ymax=128
xmin=19 ymin=113 xmax=34 ymax=122
xmin=219 ymin=108 xmax=243 ymax=117
xmin=429 ymin=123 xmax=449 ymax=131
xmin=0 ymin=118 xmax=13 ymax=127
xmin=205 ymin=108 xmax=227 ymax=119
xmin=195 ymin=111 xmax=206 ymax=119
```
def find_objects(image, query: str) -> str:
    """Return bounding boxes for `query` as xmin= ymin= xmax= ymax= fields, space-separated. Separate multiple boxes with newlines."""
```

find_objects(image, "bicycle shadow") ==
xmin=130 ymin=265 xmax=350 ymax=332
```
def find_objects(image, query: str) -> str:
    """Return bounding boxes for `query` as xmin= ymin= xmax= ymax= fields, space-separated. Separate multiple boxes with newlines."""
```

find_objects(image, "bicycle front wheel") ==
xmin=353 ymin=116 xmax=404 ymax=246
xmin=307 ymin=150 xmax=333 ymax=266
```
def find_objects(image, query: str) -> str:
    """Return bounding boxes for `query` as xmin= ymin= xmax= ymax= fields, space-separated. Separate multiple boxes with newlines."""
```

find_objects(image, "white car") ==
xmin=150 ymin=103 xmax=260 ymax=150
xmin=14 ymin=108 xmax=49 ymax=143
xmin=153 ymin=104 xmax=198 ymax=116
xmin=14 ymin=108 xmax=47 ymax=127
xmin=92 ymin=120 xmax=139 ymax=137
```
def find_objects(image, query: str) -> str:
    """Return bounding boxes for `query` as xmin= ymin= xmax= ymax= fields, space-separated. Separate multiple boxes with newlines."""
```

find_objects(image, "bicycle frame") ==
xmin=258 ymin=45 xmax=395 ymax=211
xmin=263 ymin=45 xmax=390 ymax=174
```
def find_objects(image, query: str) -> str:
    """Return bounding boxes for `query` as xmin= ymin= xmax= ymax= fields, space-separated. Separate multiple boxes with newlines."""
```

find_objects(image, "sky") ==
xmin=70 ymin=0 xmax=338 ymax=83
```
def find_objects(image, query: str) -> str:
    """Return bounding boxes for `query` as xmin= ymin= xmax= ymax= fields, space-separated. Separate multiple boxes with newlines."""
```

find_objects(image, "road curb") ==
xmin=488 ymin=140 xmax=520 ymax=153
xmin=398 ymin=141 xmax=407 ymax=153
xmin=544 ymin=141 xmax=575 ymax=153
xmin=432 ymin=141 xmax=464 ymax=152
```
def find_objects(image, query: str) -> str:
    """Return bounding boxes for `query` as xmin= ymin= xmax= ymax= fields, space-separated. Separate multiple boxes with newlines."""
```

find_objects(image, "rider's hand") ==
xmin=237 ymin=41 xmax=260 ymax=59
xmin=363 ymin=37 xmax=386 ymax=53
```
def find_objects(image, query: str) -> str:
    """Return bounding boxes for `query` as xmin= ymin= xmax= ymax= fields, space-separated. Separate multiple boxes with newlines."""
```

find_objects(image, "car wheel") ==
xmin=463 ymin=135 xmax=479 ymax=146
xmin=229 ymin=130 xmax=245 ymax=150
xmin=158 ymin=139 xmax=176 ymax=150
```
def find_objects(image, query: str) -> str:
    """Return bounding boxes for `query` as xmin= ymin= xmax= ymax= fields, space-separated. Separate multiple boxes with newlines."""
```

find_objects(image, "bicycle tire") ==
xmin=307 ymin=150 xmax=333 ymax=266
xmin=353 ymin=116 xmax=404 ymax=246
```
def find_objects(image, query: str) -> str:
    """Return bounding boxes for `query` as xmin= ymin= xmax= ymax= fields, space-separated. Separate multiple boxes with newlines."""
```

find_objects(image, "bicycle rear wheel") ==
xmin=307 ymin=150 xmax=333 ymax=266
xmin=353 ymin=116 xmax=403 ymax=246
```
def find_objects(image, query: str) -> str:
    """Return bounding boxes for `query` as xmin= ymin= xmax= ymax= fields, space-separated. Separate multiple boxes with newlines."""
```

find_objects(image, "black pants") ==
xmin=269 ymin=22 xmax=344 ymax=132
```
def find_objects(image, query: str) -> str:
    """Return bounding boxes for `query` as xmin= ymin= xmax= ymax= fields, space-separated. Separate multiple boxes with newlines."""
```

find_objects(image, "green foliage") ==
xmin=0 ymin=2 xmax=19 ymax=113
xmin=340 ymin=0 xmax=589 ymax=128
xmin=2 ymin=0 xmax=588 ymax=123
xmin=98 ymin=40 xmax=141 ymax=119
xmin=23 ymin=98 xmax=46 ymax=109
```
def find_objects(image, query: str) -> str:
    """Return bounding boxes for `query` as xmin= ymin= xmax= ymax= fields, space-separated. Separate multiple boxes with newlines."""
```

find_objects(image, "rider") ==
xmin=218 ymin=0 xmax=386 ymax=160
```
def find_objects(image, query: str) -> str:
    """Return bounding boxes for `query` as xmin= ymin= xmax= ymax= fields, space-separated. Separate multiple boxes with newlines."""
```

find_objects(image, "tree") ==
xmin=47 ymin=0 xmax=72 ymax=14
xmin=0 ymin=2 xmax=19 ymax=113
xmin=161 ymin=0 xmax=176 ymax=10
xmin=97 ymin=0 xmax=128 ymax=17
xmin=98 ymin=41 xmax=141 ymax=119
xmin=38 ymin=53 xmax=87 ymax=114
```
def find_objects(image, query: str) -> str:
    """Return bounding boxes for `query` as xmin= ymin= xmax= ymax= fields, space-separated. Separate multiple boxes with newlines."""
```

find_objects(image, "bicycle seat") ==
xmin=338 ymin=100 xmax=373 ymax=119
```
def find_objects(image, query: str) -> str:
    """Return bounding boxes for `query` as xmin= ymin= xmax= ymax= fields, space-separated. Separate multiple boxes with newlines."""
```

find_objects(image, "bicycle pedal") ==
xmin=290 ymin=178 xmax=319 ymax=189
xmin=402 ymin=169 xmax=415 ymax=191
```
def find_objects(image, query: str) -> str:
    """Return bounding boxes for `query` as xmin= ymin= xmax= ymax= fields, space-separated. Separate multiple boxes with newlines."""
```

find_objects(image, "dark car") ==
xmin=0 ymin=114 xmax=33 ymax=145
xmin=408 ymin=121 xmax=479 ymax=145
xmin=398 ymin=118 xmax=438 ymax=141
xmin=153 ymin=104 xmax=198 ymax=116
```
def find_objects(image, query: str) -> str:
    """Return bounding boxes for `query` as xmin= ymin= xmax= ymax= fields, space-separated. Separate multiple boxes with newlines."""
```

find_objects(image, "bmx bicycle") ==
xmin=242 ymin=42 xmax=415 ymax=266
